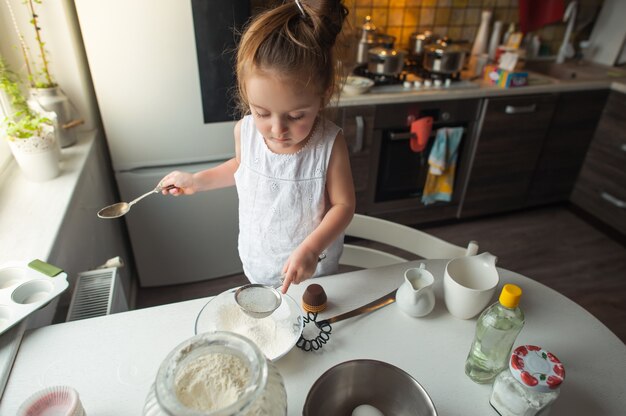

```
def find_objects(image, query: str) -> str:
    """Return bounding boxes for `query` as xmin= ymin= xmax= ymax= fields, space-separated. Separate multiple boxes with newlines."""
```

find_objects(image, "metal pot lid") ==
xmin=425 ymin=41 xmax=467 ymax=54
xmin=410 ymin=30 xmax=435 ymax=41
xmin=368 ymin=46 xmax=404 ymax=58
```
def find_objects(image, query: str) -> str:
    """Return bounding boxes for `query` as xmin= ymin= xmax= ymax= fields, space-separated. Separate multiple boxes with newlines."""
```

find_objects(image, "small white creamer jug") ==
xmin=397 ymin=263 xmax=436 ymax=318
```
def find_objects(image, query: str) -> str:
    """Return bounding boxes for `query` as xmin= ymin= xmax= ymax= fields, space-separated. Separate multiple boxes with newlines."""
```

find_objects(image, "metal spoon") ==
xmin=97 ymin=184 xmax=176 ymax=219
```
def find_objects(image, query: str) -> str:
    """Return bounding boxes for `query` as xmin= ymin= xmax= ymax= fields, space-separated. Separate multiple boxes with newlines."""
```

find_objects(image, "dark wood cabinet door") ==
xmin=328 ymin=105 xmax=376 ymax=212
xmin=571 ymin=91 xmax=626 ymax=235
xmin=526 ymin=89 xmax=609 ymax=206
xmin=461 ymin=94 xmax=557 ymax=218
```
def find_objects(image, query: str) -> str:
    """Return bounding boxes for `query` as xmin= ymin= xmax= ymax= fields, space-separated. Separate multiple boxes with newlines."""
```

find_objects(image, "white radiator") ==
xmin=66 ymin=267 xmax=128 ymax=321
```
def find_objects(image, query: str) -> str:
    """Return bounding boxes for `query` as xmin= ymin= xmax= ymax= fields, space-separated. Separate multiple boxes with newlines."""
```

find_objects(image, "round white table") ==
xmin=0 ymin=259 xmax=624 ymax=415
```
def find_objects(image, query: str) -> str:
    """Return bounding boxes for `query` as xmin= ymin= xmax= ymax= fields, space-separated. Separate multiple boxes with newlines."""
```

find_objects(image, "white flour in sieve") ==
xmin=216 ymin=304 xmax=295 ymax=359
xmin=175 ymin=352 xmax=249 ymax=411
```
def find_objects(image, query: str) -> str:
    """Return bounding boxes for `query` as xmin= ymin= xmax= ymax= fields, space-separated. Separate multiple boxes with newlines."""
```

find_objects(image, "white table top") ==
xmin=1 ymin=259 xmax=625 ymax=415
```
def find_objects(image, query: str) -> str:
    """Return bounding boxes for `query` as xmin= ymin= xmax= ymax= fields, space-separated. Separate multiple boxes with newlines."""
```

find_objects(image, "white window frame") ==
xmin=0 ymin=101 xmax=12 ymax=175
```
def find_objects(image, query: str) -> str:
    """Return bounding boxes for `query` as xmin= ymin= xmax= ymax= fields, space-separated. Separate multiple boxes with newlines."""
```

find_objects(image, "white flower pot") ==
xmin=7 ymin=127 xmax=61 ymax=182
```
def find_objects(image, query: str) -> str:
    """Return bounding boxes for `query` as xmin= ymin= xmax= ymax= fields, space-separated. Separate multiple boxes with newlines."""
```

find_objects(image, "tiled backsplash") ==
xmin=253 ymin=0 xmax=604 ymax=58
xmin=344 ymin=0 xmax=603 ymax=54
xmin=347 ymin=0 xmax=519 ymax=50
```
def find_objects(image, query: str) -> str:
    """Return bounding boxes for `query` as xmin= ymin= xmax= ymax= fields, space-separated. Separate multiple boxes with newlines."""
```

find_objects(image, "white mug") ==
xmin=443 ymin=252 xmax=499 ymax=319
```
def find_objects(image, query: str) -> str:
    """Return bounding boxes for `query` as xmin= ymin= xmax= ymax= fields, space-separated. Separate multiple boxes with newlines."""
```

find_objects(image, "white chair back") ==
xmin=340 ymin=214 xmax=478 ymax=268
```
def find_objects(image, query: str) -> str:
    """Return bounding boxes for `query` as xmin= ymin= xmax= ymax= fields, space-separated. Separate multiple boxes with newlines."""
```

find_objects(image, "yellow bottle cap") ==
xmin=499 ymin=284 xmax=522 ymax=308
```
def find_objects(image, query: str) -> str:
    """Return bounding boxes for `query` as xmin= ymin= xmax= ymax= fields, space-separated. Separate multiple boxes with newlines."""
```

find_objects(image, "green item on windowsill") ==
xmin=28 ymin=259 xmax=63 ymax=277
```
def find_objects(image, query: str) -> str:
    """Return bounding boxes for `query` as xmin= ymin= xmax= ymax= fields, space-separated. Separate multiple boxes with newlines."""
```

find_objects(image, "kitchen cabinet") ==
xmin=460 ymin=94 xmax=557 ymax=218
xmin=571 ymin=90 xmax=626 ymax=236
xmin=527 ymin=90 xmax=609 ymax=206
xmin=327 ymin=105 xmax=376 ymax=212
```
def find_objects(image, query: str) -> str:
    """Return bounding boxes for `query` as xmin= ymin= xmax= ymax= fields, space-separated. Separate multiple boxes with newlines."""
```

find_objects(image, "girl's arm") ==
xmin=281 ymin=131 xmax=356 ymax=292
xmin=160 ymin=121 xmax=242 ymax=195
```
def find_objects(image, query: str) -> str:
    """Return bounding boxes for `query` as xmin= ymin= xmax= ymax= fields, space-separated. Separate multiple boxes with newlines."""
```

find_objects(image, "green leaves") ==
xmin=0 ymin=55 xmax=52 ymax=139
xmin=5 ymin=113 xmax=51 ymax=139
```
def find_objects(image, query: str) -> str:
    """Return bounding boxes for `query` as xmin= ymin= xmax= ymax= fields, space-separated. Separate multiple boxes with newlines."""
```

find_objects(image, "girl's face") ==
xmin=245 ymin=71 xmax=323 ymax=154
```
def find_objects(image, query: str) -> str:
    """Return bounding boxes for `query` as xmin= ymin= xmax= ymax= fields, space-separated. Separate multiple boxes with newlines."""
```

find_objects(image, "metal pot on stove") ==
xmin=408 ymin=30 xmax=438 ymax=57
xmin=356 ymin=16 xmax=396 ymax=65
xmin=423 ymin=39 xmax=467 ymax=75
xmin=367 ymin=47 xmax=406 ymax=75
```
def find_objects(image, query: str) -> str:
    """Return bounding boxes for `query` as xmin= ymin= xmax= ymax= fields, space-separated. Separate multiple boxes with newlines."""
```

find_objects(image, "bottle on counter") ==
xmin=502 ymin=22 xmax=516 ymax=46
xmin=487 ymin=21 xmax=503 ymax=63
xmin=490 ymin=345 xmax=565 ymax=416
xmin=471 ymin=10 xmax=492 ymax=57
xmin=465 ymin=284 xmax=524 ymax=384
xmin=469 ymin=10 xmax=492 ymax=76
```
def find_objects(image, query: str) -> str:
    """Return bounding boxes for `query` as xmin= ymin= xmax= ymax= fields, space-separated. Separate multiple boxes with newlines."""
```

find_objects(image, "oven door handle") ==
xmin=389 ymin=131 xmax=439 ymax=141
xmin=389 ymin=131 xmax=414 ymax=141
xmin=504 ymin=104 xmax=537 ymax=114
xmin=353 ymin=115 xmax=364 ymax=153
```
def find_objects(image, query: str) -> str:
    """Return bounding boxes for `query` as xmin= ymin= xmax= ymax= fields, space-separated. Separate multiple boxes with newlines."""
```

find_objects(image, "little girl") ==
xmin=159 ymin=0 xmax=354 ymax=293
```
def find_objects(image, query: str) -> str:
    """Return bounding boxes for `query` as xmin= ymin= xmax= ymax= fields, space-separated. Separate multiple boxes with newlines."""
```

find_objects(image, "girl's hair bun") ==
xmin=234 ymin=0 xmax=350 ymax=115
xmin=300 ymin=0 xmax=349 ymax=48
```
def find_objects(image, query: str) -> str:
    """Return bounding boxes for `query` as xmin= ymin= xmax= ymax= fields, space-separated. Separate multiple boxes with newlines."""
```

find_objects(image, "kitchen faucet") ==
xmin=556 ymin=1 xmax=578 ymax=64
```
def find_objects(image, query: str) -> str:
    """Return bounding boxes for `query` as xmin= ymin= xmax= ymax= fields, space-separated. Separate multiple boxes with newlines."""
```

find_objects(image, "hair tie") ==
xmin=294 ymin=0 xmax=307 ymax=19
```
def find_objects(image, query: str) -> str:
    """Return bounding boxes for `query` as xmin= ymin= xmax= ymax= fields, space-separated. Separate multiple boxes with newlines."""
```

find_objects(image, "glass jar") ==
xmin=143 ymin=331 xmax=287 ymax=416
xmin=489 ymin=345 xmax=565 ymax=416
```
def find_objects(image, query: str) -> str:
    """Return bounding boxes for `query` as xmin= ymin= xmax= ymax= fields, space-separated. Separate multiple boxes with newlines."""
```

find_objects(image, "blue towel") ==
xmin=421 ymin=127 xmax=464 ymax=205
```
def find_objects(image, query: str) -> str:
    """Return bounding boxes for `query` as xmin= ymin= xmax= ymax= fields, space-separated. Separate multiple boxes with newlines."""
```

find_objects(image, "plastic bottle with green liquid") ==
xmin=465 ymin=284 xmax=524 ymax=383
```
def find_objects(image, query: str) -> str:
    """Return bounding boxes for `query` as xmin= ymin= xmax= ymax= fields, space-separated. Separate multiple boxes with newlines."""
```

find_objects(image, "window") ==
xmin=0 ymin=99 xmax=12 ymax=174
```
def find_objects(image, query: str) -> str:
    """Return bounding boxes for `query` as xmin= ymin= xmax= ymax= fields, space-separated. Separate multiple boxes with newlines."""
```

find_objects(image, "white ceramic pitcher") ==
xmin=396 ymin=263 xmax=436 ymax=318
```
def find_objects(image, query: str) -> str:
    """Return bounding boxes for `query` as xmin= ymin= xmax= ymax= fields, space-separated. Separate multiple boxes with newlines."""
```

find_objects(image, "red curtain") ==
xmin=518 ymin=0 xmax=565 ymax=33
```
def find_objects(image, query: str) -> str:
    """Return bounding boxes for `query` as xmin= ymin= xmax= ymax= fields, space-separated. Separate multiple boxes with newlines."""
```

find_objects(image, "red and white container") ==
xmin=17 ymin=385 xmax=85 ymax=416
xmin=489 ymin=345 xmax=565 ymax=416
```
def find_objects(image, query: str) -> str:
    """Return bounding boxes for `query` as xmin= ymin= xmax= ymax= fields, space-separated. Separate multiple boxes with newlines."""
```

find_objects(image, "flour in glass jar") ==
xmin=215 ymin=304 xmax=294 ymax=359
xmin=175 ymin=352 xmax=249 ymax=411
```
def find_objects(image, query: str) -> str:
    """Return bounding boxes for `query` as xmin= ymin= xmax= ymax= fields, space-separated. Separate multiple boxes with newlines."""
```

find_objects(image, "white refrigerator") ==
xmin=74 ymin=0 xmax=250 ymax=286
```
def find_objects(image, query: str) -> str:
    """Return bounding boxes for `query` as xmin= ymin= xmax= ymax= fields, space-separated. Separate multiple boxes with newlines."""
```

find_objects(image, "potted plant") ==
xmin=0 ymin=55 xmax=60 ymax=181
xmin=3 ymin=0 xmax=79 ymax=147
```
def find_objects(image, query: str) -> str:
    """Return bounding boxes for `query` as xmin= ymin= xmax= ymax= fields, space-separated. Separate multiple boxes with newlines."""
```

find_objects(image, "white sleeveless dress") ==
xmin=234 ymin=115 xmax=344 ymax=286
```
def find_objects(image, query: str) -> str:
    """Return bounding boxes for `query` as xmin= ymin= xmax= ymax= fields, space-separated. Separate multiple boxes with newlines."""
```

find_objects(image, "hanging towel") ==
xmin=518 ymin=0 xmax=565 ymax=33
xmin=410 ymin=116 xmax=433 ymax=153
xmin=421 ymin=127 xmax=464 ymax=205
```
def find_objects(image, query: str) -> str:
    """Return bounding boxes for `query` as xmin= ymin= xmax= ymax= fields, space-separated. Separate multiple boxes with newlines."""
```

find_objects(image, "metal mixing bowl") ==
xmin=303 ymin=359 xmax=438 ymax=416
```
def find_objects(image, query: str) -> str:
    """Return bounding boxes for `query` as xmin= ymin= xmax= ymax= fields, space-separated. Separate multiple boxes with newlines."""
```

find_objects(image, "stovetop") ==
xmin=352 ymin=64 xmax=480 ymax=94
xmin=368 ymin=78 xmax=480 ymax=95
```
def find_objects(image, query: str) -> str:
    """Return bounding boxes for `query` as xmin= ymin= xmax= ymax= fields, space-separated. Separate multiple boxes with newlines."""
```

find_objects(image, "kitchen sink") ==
xmin=525 ymin=71 xmax=558 ymax=86
xmin=524 ymin=60 xmax=626 ymax=81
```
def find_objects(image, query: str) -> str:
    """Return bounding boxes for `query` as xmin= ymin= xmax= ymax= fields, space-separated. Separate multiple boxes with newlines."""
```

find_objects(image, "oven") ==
xmin=365 ymin=98 xmax=482 ymax=224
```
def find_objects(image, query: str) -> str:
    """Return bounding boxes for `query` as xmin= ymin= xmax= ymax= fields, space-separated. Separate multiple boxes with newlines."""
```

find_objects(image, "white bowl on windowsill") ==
xmin=342 ymin=76 xmax=375 ymax=95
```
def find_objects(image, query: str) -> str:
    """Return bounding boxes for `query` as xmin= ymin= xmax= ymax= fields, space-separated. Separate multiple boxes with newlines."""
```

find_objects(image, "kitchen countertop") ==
xmin=1 ymin=259 xmax=624 ymax=414
xmin=336 ymin=67 xmax=626 ymax=107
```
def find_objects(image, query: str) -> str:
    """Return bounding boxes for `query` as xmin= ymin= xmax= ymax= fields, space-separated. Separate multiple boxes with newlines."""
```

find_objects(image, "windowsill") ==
xmin=0 ymin=131 xmax=97 ymax=398
xmin=0 ymin=130 xmax=97 ymax=264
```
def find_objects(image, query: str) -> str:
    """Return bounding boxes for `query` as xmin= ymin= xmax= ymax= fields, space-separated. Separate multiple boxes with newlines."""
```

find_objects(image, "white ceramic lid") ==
xmin=510 ymin=345 xmax=565 ymax=392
